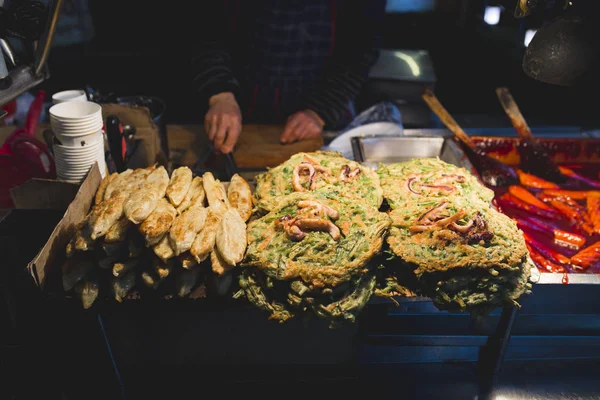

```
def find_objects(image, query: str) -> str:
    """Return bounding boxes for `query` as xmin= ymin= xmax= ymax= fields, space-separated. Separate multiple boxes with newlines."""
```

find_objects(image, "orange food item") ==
xmin=508 ymin=185 xmax=554 ymax=211
xmin=542 ymin=189 xmax=589 ymax=201
xmin=517 ymin=170 xmax=560 ymax=189
xmin=571 ymin=242 xmax=600 ymax=269
xmin=586 ymin=191 xmax=600 ymax=234
xmin=549 ymin=200 xmax=595 ymax=235
xmin=553 ymin=230 xmax=586 ymax=250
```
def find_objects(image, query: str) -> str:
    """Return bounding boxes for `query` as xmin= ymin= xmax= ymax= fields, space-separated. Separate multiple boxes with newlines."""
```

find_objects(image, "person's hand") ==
xmin=280 ymin=110 xmax=325 ymax=144
xmin=204 ymin=92 xmax=242 ymax=154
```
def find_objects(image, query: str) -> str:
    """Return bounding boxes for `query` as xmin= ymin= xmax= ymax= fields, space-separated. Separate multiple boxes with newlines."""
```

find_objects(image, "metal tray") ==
xmin=351 ymin=134 xmax=474 ymax=171
xmin=351 ymin=134 xmax=600 ymax=285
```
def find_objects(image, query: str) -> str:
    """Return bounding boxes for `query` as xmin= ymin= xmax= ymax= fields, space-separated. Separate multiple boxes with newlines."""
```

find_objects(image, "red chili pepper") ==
xmin=519 ymin=215 xmax=563 ymax=234
xmin=541 ymin=189 xmax=589 ymax=201
xmin=508 ymin=185 xmax=555 ymax=211
xmin=559 ymin=166 xmax=600 ymax=189
xmin=586 ymin=191 xmax=600 ymax=234
xmin=515 ymin=217 xmax=550 ymax=237
xmin=526 ymin=243 xmax=566 ymax=273
xmin=497 ymin=193 xmax=560 ymax=220
xmin=553 ymin=230 xmax=586 ymax=250
xmin=517 ymin=169 xmax=560 ymax=189
xmin=516 ymin=215 xmax=586 ymax=250
xmin=570 ymin=241 xmax=600 ymax=270
xmin=522 ymin=231 xmax=571 ymax=265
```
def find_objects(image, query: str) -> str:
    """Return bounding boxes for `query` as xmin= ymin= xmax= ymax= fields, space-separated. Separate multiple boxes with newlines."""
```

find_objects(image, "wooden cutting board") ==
xmin=233 ymin=124 xmax=324 ymax=169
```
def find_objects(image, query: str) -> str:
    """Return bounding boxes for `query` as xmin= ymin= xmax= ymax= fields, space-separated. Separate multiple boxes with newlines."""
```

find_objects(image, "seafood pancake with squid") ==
xmin=380 ymin=158 xmax=531 ymax=314
xmin=377 ymin=157 xmax=494 ymax=209
xmin=244 ymin=191 xmax=391 ymax=288
xmin=237 ymin=264 xmax=377 ymax=326
xmin=254 ymin=151 xmax=383 ymax=212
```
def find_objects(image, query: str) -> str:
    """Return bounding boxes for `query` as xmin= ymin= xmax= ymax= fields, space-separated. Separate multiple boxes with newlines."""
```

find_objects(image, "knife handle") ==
xmin=106 ymin=115 xmax=125 ymax=172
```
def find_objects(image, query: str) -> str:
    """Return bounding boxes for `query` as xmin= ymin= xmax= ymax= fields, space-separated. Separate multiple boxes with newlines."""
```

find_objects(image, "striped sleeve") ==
xmin=301 ymin=0 xmax=386 ymax=129
xmin=190 ymin=3 xmax=241 ymax=107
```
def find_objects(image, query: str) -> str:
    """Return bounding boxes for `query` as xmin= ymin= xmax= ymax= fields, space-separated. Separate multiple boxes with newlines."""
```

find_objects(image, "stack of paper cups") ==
xmin=52 ymin=89 xmax=88 ymax=104
xmin=49 ymin=101 xmax=106 ymax=183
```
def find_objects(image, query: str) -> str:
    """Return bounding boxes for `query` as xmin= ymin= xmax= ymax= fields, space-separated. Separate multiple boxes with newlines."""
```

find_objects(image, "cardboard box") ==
xmin=27 ymin=163 xmax=103 ymax=287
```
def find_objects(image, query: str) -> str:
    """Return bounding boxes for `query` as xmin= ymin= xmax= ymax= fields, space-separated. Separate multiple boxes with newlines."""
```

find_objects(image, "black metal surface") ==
xmin=3 ymin=205 xmax=600 ymax=398
xmin=0 ymin=209 xmax=124 ymax=400
xmin=477 ymin=306 xmax=518 ymax=399
xmin=523 ymin=1 xmax=600 ymax=87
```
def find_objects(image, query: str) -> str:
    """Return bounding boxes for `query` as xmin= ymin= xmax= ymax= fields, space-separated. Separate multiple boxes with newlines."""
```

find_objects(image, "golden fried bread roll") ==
xmin=139 ymin=198 xmax=177 ymax=246
xmin=227 ymin=173 xmax=252 ymax=222
xmin=216 ymin=207 xmax=247 ymax=266
xmin=89 ymin=194 xmax=127 ymax=240
xmin=95 ymin=173 xmax=118 ymax=204
xmin=169 ymin=205 xmax=208 ymax=255
xmin=202 ymin=172 xmax=229 ymax=214
xmin=177 ymin=176 xmax=205 ymax=214
xmin=210 ymin=248 xmax=233 ymax=275
xmin=153 ymin=235 xmax=175 ymax=262
xmin=104 ymin=217 xmax=131 ymax=243
xmin=190 ymin=206 xmax=222 ymax=263
xmin=104 ymin=169 xmax=132 ymax=199
xmin=123 ymin=166 xmax=169 ymax=224
xmin=166 ymin=166 xmax=193 ymax=207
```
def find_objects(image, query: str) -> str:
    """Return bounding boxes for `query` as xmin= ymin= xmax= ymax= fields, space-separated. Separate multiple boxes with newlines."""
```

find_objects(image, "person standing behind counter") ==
xmin=192 ymin=0 xmax=387 ymax=154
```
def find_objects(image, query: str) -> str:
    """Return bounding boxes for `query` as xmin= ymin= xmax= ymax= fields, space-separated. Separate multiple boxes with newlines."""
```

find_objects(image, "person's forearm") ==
xmin=209 ymin=92 xmax=237 ymax=106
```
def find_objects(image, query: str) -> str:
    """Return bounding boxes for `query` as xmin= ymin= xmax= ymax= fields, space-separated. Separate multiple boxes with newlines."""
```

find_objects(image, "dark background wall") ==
xmin=36 ymin=0 xmax=600 ymax=128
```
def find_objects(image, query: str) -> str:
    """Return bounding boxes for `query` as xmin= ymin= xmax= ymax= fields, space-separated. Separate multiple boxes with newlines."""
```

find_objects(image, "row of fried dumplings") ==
xmin=64 ymin=164 xmax=252 ymax=307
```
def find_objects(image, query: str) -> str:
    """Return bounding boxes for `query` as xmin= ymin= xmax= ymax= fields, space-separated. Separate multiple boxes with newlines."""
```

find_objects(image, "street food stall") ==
xmin=3 ymin=1 xmax=600 ymax=400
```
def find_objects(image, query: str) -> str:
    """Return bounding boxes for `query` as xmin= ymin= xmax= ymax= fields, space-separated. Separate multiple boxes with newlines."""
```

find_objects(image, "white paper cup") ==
xmin=52 ymin=90 xmax=88 ymax=104
xmin=56 ymin=162 xmax=104 ymax=177
xmin=57 ymin=160 xmax=106 ymax=182
xmin=50 ymin=112 xmax=102 ymax=124
xmin=56 ymin=168 xmax=89 ymax=179
xmin=51 ymin=117 xmax=103 ymax=129
xmin=54 ymin=152 xmax=102 ymax=166
xmin=53 ymin=130 xmax=103 ymax=147
xmin=54 ymin=142 xmax=105 ymax=160
xmin=51 ymin=119 xmax=103 ymax=139
xmin=54 ymin=137 xmax=103 ymax=149
xmin=50 ymin=114 xmax=102 ymax=128
xmin=55 ymin=158 xmax=104 ymax=172
xmin=49 ymin=101 xmax=102 ymax=121
xmin=56 ymin=166 xmax=93 ymax=176
xmin=52 ymin=130 xmax=103 ymax=147
xmin=53 ymin=146 xmax=103 ymax=159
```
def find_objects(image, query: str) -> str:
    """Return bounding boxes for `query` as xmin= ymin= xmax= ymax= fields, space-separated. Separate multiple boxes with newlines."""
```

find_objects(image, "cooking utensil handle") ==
xmin=495 ymin=87 xmax=534 ymax=142
xmin=422 ymin=88 xmax=476 ymax=149
xmin=24 ymin=90 xmax=46 ymax=136
xmin=106 ymin=115 xmax=125 ymax=172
